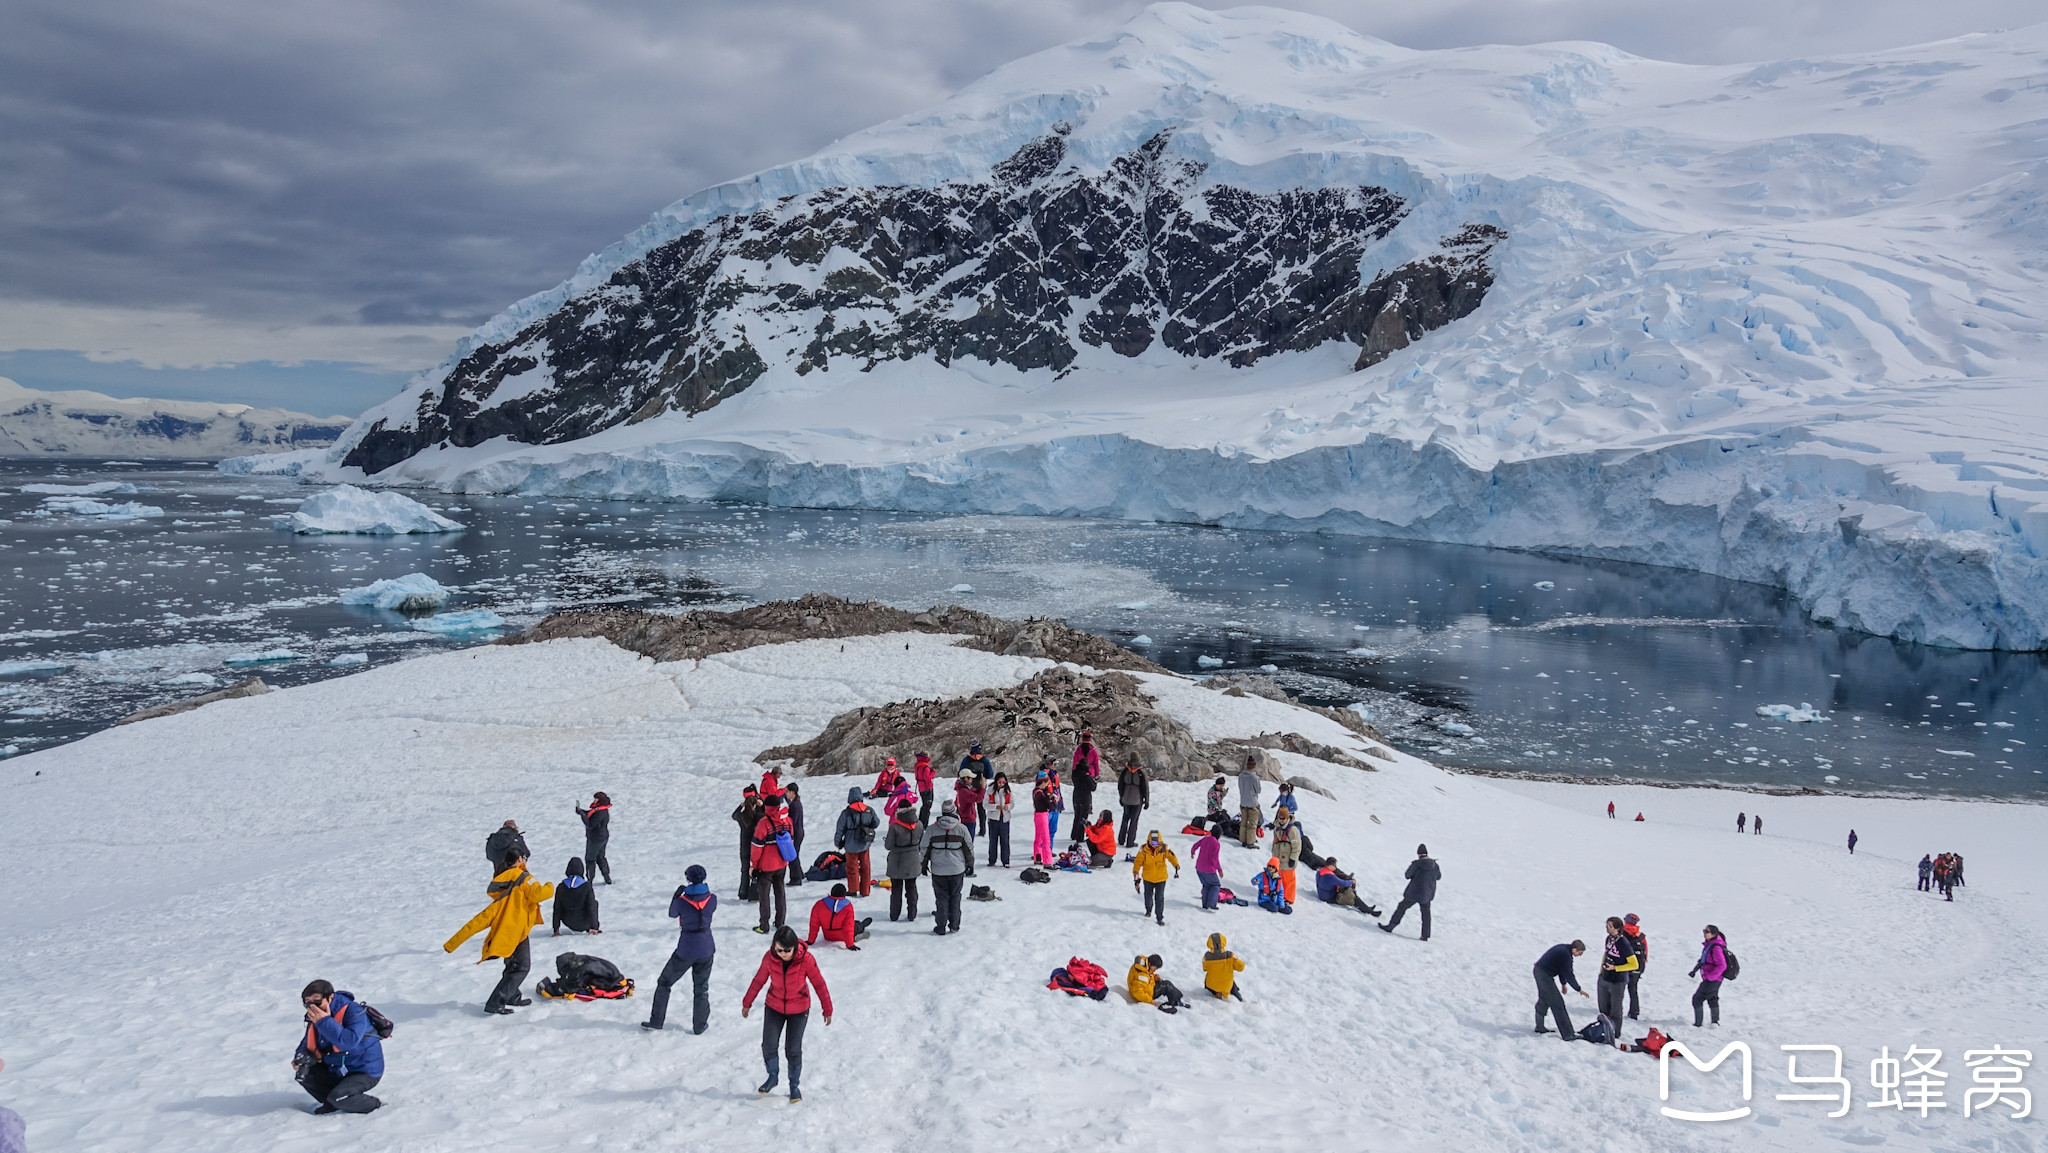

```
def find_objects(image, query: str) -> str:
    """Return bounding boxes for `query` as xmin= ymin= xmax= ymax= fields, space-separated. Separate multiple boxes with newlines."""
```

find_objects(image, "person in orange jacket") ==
xmin=804 ymin=883 xmax=871 ymax=951
xmin=443 ymin=851 xmax=553 ymax=1015
xmin=1085 ymin=810 xmax=1119 ymax=867
xmin=1131 ymin=830 xmax=1181 ymax=925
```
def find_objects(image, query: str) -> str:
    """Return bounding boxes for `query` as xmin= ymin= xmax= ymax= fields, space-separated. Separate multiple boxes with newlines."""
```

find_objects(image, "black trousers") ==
xmin=889 ymin=876 xmax=919 ymax=920
xmin=755 ymin=868 xmax=787 ymax=929
xmin=585 ymin=839 xmax=611 ymax=884
xmin=1534 ymin=970 xmax=1574 ymax=1038
xmin=298 ymin=1065 xmax=382 ymax=1113
xmin=930 ymin=873 xmax=964 ymax=931
xmin=486 ymin=938 xmax=530 ymax=1010
xmin=1069 ymin=796 xmax=1094 ymax=842
xmin=1119 ymin=805 xmax=1143 ymax=847
xmin=786 ymin=840 xmax=804 ymax=886
xmin=648 ymin=953 xmax=713 ymax=1033
xmin=1385 ymin=898 xmax=1431 ymax=940
xmin=762 ymin=1008 xmax=809 ymax=1076
xmin=738 ymin=833 xmax=755 ymax=900
xmin=1691 ymin=979 xmax=1722 ymax=1026
xmin=1626 ymin=964 xmax=1645 ymax=1018
xmin=918 ymin=790 xmax=934 ymax=824
xmin=986 ymin=819 xmax=1011 ymax=866
xmin=1142 ymin=879 xmax=1167 ymax=922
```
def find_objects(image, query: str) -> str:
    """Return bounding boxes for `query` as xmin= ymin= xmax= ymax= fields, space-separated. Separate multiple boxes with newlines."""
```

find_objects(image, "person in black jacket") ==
xmin=552 ymin=857 xmax=601 ymax=935
xmin=1379 ymin=844 xmax=1440 ymax=941
xmin=1115 ymin=759 xmax=1149 ymax=848
xmin=485 ymin=820 xmax=529 ymax=874
xmin=784 ymin=784 xmax=806 ymax=887
xmin=1596 ymin=916 xmax=1638 ymax=1040
xmin=576 ymin=793 xmax=612 ymax=885
xmin=731 ymin=786 xmax=762 ymax=901
xmin=1533 ymin=940 xmax=1587 ymax=1039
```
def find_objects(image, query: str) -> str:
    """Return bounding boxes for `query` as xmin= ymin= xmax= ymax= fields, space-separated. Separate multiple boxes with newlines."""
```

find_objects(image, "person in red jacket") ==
xmin=742 ymin=926 xmax=833 ymax=1102
xmin=869 ymin=757 xmax=903 ymax=800
xmin=751 ymin=795 xmax=795 ymax=933
xmin=805 ymin=883 xmax=871 ymax=950
xmin=914 ymin=751 xmax=936 ymax=824
xmin=759 ymin=765 xmax=787 ymax=798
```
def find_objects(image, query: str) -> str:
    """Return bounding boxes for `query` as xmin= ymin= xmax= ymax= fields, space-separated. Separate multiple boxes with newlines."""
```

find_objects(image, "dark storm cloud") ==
xmin=1 ymin=0 xmax=2038 ymax=391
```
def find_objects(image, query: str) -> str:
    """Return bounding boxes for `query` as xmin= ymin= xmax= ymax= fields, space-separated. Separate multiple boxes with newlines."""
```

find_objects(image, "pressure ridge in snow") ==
xmin=248 ymin=5 xmax=2048 ymax=650
xmin=2 ymin=629 xmax=2042 ymax=1152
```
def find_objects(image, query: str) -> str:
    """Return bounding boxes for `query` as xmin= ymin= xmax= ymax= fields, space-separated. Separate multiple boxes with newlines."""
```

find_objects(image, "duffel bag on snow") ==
xmin=537 ymin=952 xmax=635 ymax=1000
xmin=805 ymin=850 xmax=847 ymax=882
xmin=1578 ymin=1017 xmax=1614 ymax=1045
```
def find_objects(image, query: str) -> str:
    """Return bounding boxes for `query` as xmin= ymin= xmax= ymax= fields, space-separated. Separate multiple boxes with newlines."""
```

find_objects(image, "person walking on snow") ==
xmin=1030 ymin=769 xmax=1057 ymax=865
xmin=1753 ymin=814 xmax=1763 ymax=835
xmin=805 ymin=883 xmax=870 ymax=950
xmin=750 ymin=794 xmax=795 ymax=934
xmin=1596 ymin=916 xmax=1639 ymax=1042
xmin=1116 ymin=758 xmax=1150 ymax=848
xmin=742 ymin=926 xmax=833 ymax=1103
xmin=1202 ymin=932 xmax=1245 ymax=1000
xmin=1607 ymin=801 xmax=1615 ymax=820
xmin=1269 ymin=808 xmax=1303 ymax=904
xmin=1192 ymin=821 xmax=1224 ymax=911
xmin=443 ymin=851 xmax=552 ymax=1015
xmin=834 ymin=787 xmax=880 ymax=898
xmin=731 ymin=786 xmax=763 ymax=901
xmin=1132 ymin=830 xmax=1180 ymax=925
xmin=1737 ymin=812 xmax=1746 ymax=834
xmin=1621 ymin=913 xmax=1647 ymax=1019
xmin=1847 ymin=829 xmax=1858 ymax=855
xmin=551 ymin=857 xmax=600 ymax=935
xmin=1068 ymin=733 xmax=1101 ymax=846
xmin=921 ymin=800 xmax=976 ymax=935
xmin=914 ymin=752 xmax=937 ymax=825
xmin=883 ymin=805 xmax=924 ymax=921
xmin=575 ymin=793 xmax=612 ymax=885
xmin=1688 ymin=924 xmax=1729 ymax=1027
xmin=1532 ymin=941 xmax=1588 ymax=1039
xmin=984 ymin=772 xmax=1014 ymax=868
xmin=485 ymin=819 xmax=529 ymax=875
xmin=1917 ymin=854 xmax=1933 ymax=892
xmin=1379 ymin=844 xmax=1440 ymax=941
xmin=292 ymin=980 xmax=385 ymax=1114
xmin=783 ymin=783 xmax=807 ymax=888
xmin=643 ymin=864 xmax=717 ymax=1033
xmin=1237 ymin=758 xmax=1263 ymax=849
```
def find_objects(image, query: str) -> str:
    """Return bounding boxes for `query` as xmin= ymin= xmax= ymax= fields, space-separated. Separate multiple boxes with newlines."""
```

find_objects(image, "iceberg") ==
xmin=1196 ymin=655 xmax=1224 ymax=668
xmin=328 ymin=653 xmax=370 ymax=666
xmin=20 ymin=482 xmax=137 ymax=495
xmin=160 ymin=673 xmax=220 ymax=687
xmin=1129 ymin=635 xmax=1153 ymax=646
xmin=1755 ymin=703 xmax=1825 ymax=723
xmin=949 ymin=584 xmax=975 ymax=594
xmin=408 ymin=609 xmax=505 ymax=635
xmin=281 ymin=485 xmax=465 ymax=535
xmin=224 ymin=649 xmax=300 ymax=666
xmin=41 ymin=497 xmax=164 ymax=520
xmin=0 ymin=660 xmax=68 ymax=676
xmin=339 ymin=573 xmax=453 ymax=613
xmin=1438 ymin=721 xmax=1477 ymax=737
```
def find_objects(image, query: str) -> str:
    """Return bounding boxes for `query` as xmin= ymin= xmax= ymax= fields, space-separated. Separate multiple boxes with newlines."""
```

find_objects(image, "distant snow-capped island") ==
xmin=0 ymin=376 xmax=350 ymax=459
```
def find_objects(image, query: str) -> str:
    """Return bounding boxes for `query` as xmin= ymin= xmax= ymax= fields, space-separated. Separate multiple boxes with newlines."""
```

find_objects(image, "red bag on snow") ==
xmin=1636 ymin=1028 xmax=1671 ymax=1056
xmin=1047 ymin=956 xmax=1109 ymax=1001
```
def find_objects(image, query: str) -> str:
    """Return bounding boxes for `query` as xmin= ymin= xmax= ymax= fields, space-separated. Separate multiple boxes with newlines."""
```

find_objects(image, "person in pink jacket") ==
xmin=1688 ymin=925 xmax=1730 ymax=1027
xmin=1191 ymin=823 xmax=1225 ymax=910
xmin=913 ymin=752 xmax=937 ymax=823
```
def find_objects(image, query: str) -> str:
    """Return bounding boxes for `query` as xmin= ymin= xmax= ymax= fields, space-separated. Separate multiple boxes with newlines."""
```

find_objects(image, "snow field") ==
xmin=0 ymin=631 xmax=2042 ymax=1151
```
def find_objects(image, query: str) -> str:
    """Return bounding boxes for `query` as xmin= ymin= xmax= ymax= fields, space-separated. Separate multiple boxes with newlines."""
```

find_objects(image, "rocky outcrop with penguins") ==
xmin=345 ymin=128 xmax=1502 ymax=474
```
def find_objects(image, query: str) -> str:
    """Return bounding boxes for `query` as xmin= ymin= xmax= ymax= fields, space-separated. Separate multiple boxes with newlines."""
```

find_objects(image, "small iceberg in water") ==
xmin=282 ymin=485 xmax=465 ymax=535
xmin=409 ymin=609 xmax=505 ymax=635
xmin=225 ymin=649 xmax=300 ymax=666
xmin=1756 ymin=703 xmax=1824 ymax=723
xmin=340 ymin=573 xmax=452 ymax=614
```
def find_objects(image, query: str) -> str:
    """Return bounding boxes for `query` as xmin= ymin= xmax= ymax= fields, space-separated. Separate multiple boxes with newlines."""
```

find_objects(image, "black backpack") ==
xmin=338 ymin=995 xmax=394 ymax=1040
xmin=1721 ymin=949 xmax=1740 ymax=982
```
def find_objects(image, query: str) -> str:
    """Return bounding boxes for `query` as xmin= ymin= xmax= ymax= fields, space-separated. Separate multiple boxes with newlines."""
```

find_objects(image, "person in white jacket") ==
xmin=983 ymin=772 xmax=1015 ymax=868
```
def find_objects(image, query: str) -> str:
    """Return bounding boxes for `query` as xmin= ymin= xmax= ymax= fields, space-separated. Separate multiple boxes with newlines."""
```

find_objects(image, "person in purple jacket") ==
xmin=1688 ymin=924 xmax=1729 ymax=1027
xmin=0 ymin=1056 xmax=20 ymax=1153
xmin=643 ymin=864 xmax=718 ymax=1033
xmin=1191 ymin=823 xmax=1225 ymax=911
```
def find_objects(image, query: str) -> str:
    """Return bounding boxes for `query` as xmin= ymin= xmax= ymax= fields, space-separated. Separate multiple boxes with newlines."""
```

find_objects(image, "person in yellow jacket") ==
xmin=1131 ymin=830 xmax=1180 ymax=925
xmin=444 ymin=852 xmax=554 ymax=1015
xmin=1202 ymin=932 xmax=1245 ymax=1001
xmin=1128 ymin=952 xmax=1190 ymax=1013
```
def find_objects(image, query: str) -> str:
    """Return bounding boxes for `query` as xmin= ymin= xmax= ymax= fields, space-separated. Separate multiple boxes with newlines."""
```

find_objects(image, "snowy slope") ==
xmin=2 ymin=631 xmax=2043 ymax=1151
xmin=250 ymin=4 xmax=2048 ymax=649
xmin=0 ymin=377 xmax=348 ymax=459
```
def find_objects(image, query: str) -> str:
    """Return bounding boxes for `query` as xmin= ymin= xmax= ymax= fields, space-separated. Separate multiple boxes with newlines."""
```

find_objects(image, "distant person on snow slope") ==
xmin=1688 ymin=924 xmax=1729 ymax=1028
xmin=1379 ymin=844 xmax=1440 ymax=942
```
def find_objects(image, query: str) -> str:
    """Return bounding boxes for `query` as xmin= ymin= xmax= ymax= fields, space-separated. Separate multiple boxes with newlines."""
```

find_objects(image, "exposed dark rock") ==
xmin=115 ymin=677 xmax=271 ymax=726
xmin=346 ymin=130 xmax=1503 ymax=473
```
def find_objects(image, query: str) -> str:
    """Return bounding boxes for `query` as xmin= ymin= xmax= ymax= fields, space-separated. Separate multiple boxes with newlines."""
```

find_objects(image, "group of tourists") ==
xmin=1918 ymin=852 xmax=1965 ymax=900
xmin=1532 ymin=913 xmax=1735 ymax=1051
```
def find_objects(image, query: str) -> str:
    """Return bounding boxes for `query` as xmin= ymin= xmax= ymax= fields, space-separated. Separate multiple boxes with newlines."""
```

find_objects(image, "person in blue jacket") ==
xmin=1254 ymin=857 xmax=1292 ymax=914
xmin=293 ymin=980 xmax=384 ymax=1114
xmin=643 ymin=864 xmax=718 ymax=1033
xmin=1532 ymin=941 xmax=1588 ymax=1040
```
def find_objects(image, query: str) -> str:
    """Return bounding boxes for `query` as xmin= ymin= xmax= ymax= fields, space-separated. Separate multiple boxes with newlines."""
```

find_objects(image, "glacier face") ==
xmin=263 ymin=4 xmax=2048 ymax=650
xmin=0 ymin=377 xmax=347 ymax=459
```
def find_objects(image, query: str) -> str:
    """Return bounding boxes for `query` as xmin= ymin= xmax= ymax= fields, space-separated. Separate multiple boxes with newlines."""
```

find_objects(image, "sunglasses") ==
xmin=302 ymin=998 xmax=327 ymax=1008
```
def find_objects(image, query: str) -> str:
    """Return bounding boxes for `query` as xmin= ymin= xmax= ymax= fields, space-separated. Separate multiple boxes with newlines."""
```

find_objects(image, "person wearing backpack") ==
xmin=750 ymin=795 xmax=796 ymax=934
xmin=551 ymin=857 xmax=601 ymax=936
xmin=1532 ymin=941 xmax=1588 ymax=1040
xmin=575 ymin=793 xmax=612 ymax=885
xmin=1067 ymin=734 xmax=1101 ymax=847
xmin=292 ymin=980 xmax=386 ymax=1114
xmin=443 ymin=851 xmax=553 ymax=1015
xmin=1379 ymin=844 xmax=1440 ymax=942
xmin=1115 ymin=759 xmax=1150 ymax=847
xmin=914 ymin=751 xmax=937 ymax=825
xmin=642 ymin=864 xmax=717 ymax=1033
xmin=1687 ymin=925 xmax=1729 ymax=1028
xmin=742 ymin=926 xmax=833 ymax=1103
xmin=1621 ymin=913 xmax=1647 ymax=1020
xmin=484 ymin=819 xmax=529 ymax=874
xmin=921 ymin=800 xmax=976 ymax=935
xmin=731 ymin=786 xmax=763 ymax=902
xmin=1595 ymin=916 xmax=1638 ymax=1043
xmin=833 ymin=787 xmax=880 ymax=898
xmin=1201 ymin=932 xmax=1245 ymax=1000
xmin=984 ymin=772 xmax=1015 ymax=868
xmin=1236 ymin=759 xmax=1263 ymax=848
xmin=883 ymin=806 xmax=924 ymax=922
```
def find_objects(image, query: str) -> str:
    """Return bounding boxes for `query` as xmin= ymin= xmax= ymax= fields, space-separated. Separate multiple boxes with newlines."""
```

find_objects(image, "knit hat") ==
xmin=1624 ymin=913 xmax=1640 ymax=926
xmin=831 ymin=883 xmax=848 ymax=898
xmin=685 ymin=864 xmax=706 ymax=884
xmin=941 ymin=800 xmax=958 ymax=815
xmin=1416 ymin=843 xmax=1428 ymax=856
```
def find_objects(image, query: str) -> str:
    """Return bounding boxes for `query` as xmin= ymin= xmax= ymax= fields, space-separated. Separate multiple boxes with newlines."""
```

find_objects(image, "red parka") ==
xmin=743 ymin=941 xmax=834 ymax=1016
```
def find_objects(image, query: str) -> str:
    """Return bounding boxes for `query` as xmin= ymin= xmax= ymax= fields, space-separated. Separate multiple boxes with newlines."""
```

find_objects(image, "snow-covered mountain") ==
xmin=0 ymin=377 xmax=348 ymax=458
xmin=260 ymin=4 xmax=2048 ymax=650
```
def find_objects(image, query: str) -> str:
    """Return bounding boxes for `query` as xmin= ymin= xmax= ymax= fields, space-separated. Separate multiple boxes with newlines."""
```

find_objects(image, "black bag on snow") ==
xmin=537 ymin=952 xmax=634 ymax=1000
xmin=1579 ymin=1017 xmax=1614 ymax=1045
xmin=805 ymin=850 xmax=847 ymax=882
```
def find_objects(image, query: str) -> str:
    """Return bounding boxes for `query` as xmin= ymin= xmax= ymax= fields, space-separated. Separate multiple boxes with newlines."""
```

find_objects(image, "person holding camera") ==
xmin=291 ymin=981 xmax=385 ymax=1115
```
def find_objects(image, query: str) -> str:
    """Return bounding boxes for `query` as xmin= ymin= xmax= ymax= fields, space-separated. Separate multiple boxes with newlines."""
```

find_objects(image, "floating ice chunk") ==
xmin=950 ymin=583 xmax=975 ymax=594
xmin=160 ymin=672 xmax=219 ymax=687
xmin=281 ymin=485 xmax=465 ymax=535
xmin=1260 ymin=664 xmax=1278 ymax=673
xmin=408 ymin=609 xmax=505 ymax=635
xmin=1755 ymin=703 xmax=1824 ymax=722
xmin=1935 ymin=749 xmax=1976 ymax=757
xmin=1824 ymin=775 xmax=1840 ymax=783
xmin=1536 ymin=672 xmax=1551 ymax=678
xmin=1196 ymin=655 xmax=1224 ymax=667
xmin=1438 ymin=721 xmax=1476 ymax=737
xmin=1352 ymin=625 xmax=1370 ymax=631
xmin=329 ymin=653 xmax=370 ymax=666
xmin=1534 ymin=581 xmax=1555 ymax=590
xmin=1993 ymin=721 xmax=2013 ymax=728
xmin=339 ymin=573 xmax=453 ymax=612
xmin=1115 ymin=601 xmax=1149 ymax=610
xmin=1129 ymin=635 xmax=1152 ymax=646
xmin=225 ymin=649 xmax=300 ymax=665
xmin=1221 ymin=620 xmax=1246 ymax=628
xmin=1346 ymin=647 xmax=1379 ymax=658
xmin=21 ymin=482 xmax=136 ymax=495
xmin=1346 ymin=702 xmax=1372 ymax=721
xmin=0 ymin=660 xmax=68 ymax=676
xmin=0 ymin=745 xmax=16 ymax=756
xmin=42 ymin=497 xmax=165 ymax=520
xmin=8 ymin=706 xmax=51 ymax=716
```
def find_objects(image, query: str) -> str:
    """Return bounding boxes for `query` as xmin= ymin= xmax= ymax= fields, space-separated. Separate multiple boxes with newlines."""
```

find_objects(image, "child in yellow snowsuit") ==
xmin=1128 ymin=953 xmax=1190 ymax=1013
xmin=1202 ymin=932 xmax=1245 ymax=1001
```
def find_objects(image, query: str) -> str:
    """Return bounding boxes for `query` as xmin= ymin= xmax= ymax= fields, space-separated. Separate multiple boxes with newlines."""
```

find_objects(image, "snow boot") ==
xmin=789 ymin=1063 xmax=802 ymax=1103
xmin=758 ymin=1058 xmax=779 ymax=1095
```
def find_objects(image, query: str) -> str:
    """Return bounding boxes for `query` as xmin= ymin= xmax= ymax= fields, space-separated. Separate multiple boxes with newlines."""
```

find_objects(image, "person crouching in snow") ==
xmin=1202 ymin=933 xmax=1245 ymax=1001
xmin=1254 ymin=858 xmax=1292 ymax=914
xmin=1132 ymin=830 xmax=1180 ymax=925
xmin=292 ymin=980 xmax=384 ymax=1114
xmin=1127 ymin=953 xmax=1190 ymax=1013
xmin=552 ymin=857 xmax=601 ymax=936
xmin=443 ymin=851 xmax=552 ymax=1015
xmin=806 ymin=883 xmax=871 ymax=950
xmin=742 ymin=926 xmax=833 ymax=1103
xmin=1085 ymin=810 xmax=1119 ymax=868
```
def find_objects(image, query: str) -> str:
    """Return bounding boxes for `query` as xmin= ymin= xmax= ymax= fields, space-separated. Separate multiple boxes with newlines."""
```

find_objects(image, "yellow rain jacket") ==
xmin=1127 ymin=956 xmax=1158 ymax=1004
xmin=1202 ymin=932 xmax=1245 ymax=998
xmin=444 ymin=866 xmax=553 ymax=962
xmin=1132 ymin=841 xmax=1179 ymax=883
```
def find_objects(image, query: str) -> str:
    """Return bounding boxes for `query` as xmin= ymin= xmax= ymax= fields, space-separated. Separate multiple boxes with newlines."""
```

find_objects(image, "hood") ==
xmin=932 ymin=813 xmax=963 ymax=834
xmin=1207 ymin=932 xmax=1227 ymax=953
xmin=682 ymin=882 xmax=711 ymax=898
xmin=567 ymin=856 xmax=585 ymax=877
xmin=847 ymin=786 xmax=865 ymax=803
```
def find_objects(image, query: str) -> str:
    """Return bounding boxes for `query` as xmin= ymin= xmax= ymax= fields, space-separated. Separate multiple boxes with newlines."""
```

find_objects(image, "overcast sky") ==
xmin=2 ymin=0 xmax=2039 ymax=416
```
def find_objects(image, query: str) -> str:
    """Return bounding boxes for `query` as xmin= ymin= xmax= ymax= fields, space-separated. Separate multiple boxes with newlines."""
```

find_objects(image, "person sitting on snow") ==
xmin=869 ymin=757 xmax=904 ymax=801
xmin=1254 ymin=858 xmax=1292 ymax=914
xmin=1127 ymin=953 xmax=1190 ymax=1013
xmin=1201 ymin=933 xmax=1245 ymax=1001
xmin=1085 ymin=810 xmax=1119 ymax=867
xmin=805 ymin=883 xmax=871 ymax=951
xmin=552 ymin=857 xmax=601 ymax=936
xmin=1314 ymin=858 xmax=1379 ymax=916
